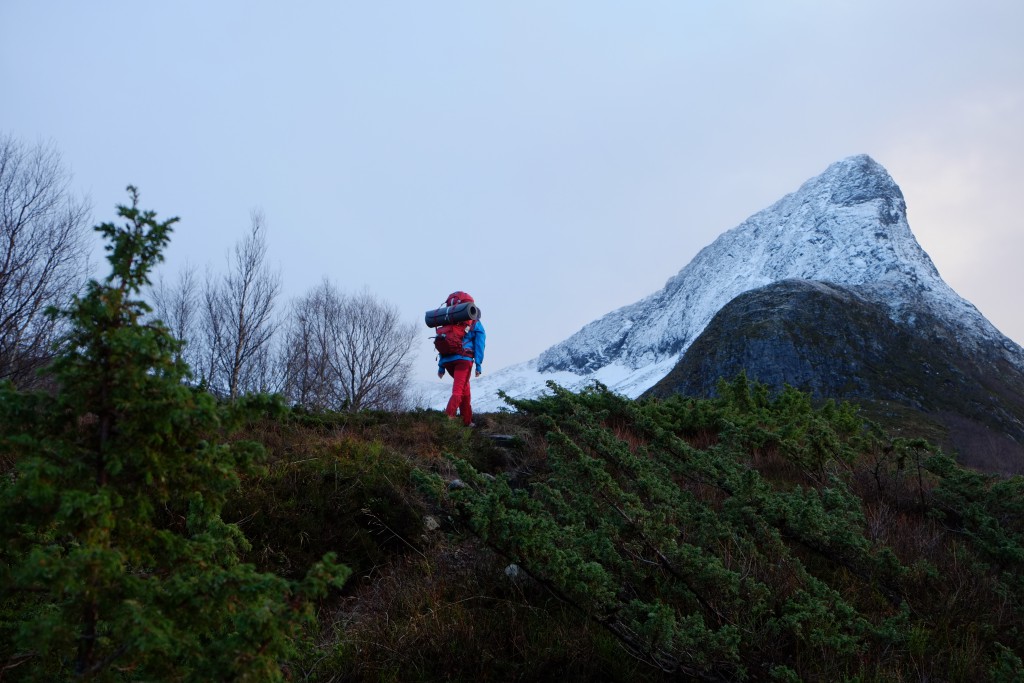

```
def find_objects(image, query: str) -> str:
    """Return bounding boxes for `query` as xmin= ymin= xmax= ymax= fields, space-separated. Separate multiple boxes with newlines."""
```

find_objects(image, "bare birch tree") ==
xmin=335 ymin=289 xmax=417 ymax=411
xmin=281 ymin=282 xmax=417 ymax=412
xmin=280 ymin=279 xmax=340 ymax=410
xmin=201 ymin=210 xmax=281 ymax=399
xmin=0 ymin=134 xmax=91 ymax=388
xmin=150 ymin=262 xmax=201 ymax=372
xmin=198 ymin=265 xmax=224 ymax=389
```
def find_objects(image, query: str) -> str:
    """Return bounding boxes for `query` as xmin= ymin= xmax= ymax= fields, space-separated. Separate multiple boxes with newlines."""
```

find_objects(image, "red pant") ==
xmin=444 ymin=359 xmax=474 ymax=425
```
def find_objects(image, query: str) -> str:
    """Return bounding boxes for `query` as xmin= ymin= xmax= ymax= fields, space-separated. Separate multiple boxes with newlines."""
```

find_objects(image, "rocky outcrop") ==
xmin=644 ymin=279 xmax=1024 ymax=472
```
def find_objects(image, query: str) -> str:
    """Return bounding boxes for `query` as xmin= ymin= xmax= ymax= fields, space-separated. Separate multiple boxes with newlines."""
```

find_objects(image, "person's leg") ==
xmin=459 ymin=371 xmax=473 ymax=425
xmin=444 ymin=365 xmax=461 ymax=418
xmin=445 ymin=360 xmax=473 ymax=420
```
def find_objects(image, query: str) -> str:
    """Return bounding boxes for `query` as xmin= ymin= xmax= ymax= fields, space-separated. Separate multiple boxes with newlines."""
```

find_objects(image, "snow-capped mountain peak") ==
xmin=439 ymin=155 xmax=1021 ymax=412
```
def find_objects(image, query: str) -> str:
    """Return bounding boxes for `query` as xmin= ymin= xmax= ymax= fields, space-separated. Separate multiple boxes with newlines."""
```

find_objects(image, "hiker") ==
xmin=436 ymin=291 xmax=486 ymax=426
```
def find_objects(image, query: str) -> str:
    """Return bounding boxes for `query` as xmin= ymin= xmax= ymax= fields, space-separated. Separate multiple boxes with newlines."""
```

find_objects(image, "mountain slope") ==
xmin=459 ymin=154 xmax=1023 ymax=412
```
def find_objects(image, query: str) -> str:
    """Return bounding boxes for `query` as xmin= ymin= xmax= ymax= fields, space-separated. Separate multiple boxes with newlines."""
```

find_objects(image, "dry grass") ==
xmin=302 ymin=538 xmax=645 ymax=682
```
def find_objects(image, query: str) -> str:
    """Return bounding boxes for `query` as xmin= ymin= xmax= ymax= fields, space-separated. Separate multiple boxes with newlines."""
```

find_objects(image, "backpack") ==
xmin=445 ymin=291 xmax=474 ymax=307
xmin=434 ymin=320 xmax=475 ymax=357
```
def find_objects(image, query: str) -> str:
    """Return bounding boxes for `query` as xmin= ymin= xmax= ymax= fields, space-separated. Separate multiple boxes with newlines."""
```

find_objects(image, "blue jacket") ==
xmin=438 ymin=320 xmax=486 ymax=373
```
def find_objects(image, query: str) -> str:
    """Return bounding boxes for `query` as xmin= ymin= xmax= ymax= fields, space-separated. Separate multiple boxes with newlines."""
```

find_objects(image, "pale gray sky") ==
xmin=3 ymin=1 xmax=1022 ymax=373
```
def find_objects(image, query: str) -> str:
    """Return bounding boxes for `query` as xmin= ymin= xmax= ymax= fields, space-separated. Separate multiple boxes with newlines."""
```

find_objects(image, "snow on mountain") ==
xmin=423 ymin=155 xmax=1023 ymax=413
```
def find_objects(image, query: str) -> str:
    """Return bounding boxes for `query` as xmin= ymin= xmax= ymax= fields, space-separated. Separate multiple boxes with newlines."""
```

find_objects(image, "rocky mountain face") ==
xmin=643 ymin=279 xmax=1024 ymax=472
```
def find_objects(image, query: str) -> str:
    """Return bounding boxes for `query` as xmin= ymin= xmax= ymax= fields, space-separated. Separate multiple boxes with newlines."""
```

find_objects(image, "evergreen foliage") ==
xmin=444 ymin=378 xmax=1024 ymax=680
xmin=0 ymin=188 xmax=348 ymax=681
